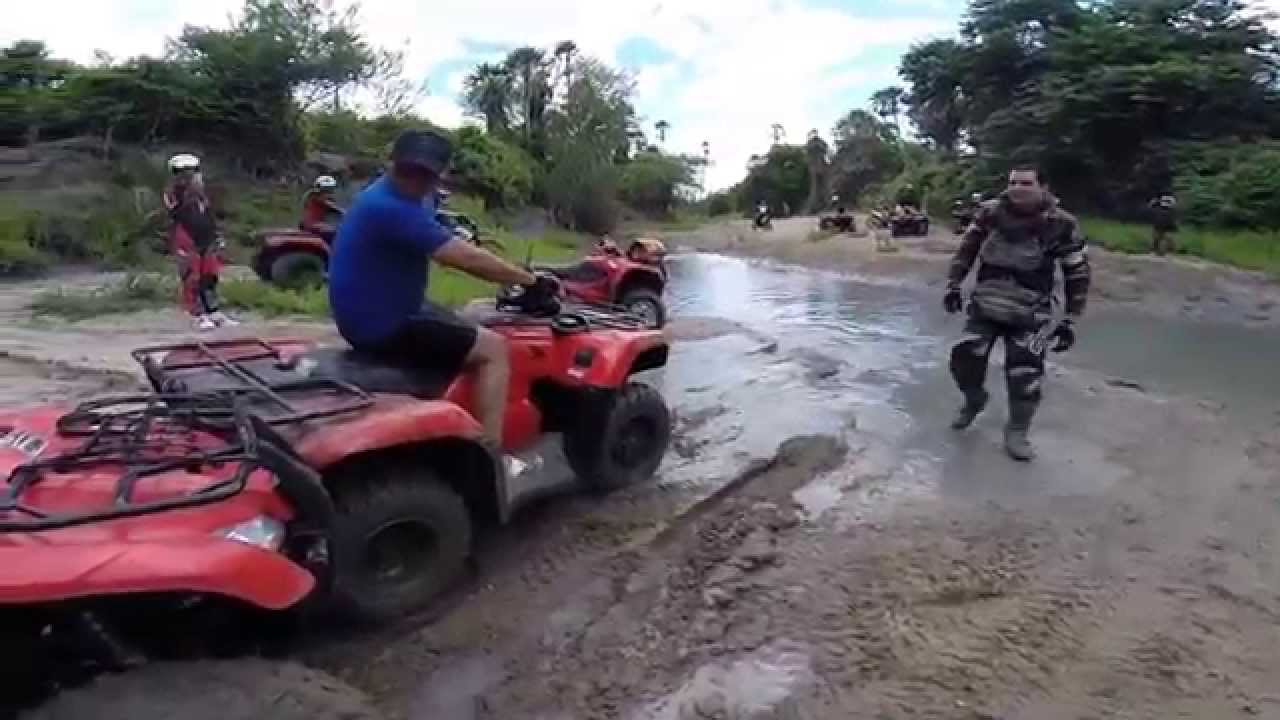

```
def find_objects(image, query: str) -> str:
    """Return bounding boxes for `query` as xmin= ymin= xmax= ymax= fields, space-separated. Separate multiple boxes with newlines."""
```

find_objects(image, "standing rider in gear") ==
xmin=163 ymin=153 xmax=236 ymax=331
xmin=328 ymin=130 xmax=554 ymax=471
xmin=1147 ymin=194 xmax=1178 ymax=256
xmin=301 ymin=175 xmax=344 ymax=244
xmin=943 ymin=166 xmax=1091 ymax=461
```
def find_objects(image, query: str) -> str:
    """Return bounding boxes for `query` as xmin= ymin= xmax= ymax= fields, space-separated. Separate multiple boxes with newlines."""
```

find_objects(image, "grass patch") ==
xmin=221 ymin=279 xmax=329 ymax=317
xmin=0 ymin=206 xmax=52 ymax=277
xmin=30 ymin=274 xmax=175 ymax=320
xmin=1082 ymin=217 xmax=1280 ymax=276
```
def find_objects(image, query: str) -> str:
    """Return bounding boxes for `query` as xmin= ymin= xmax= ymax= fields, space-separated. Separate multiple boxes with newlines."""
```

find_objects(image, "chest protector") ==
xmin=970 ymin=206 xmax=1055 ymax=328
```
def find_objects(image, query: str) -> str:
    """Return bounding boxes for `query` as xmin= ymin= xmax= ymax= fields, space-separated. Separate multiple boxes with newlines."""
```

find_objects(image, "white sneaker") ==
xmin=194 ymin=315 xmax=217 ymax=331
xmin=211 ymin=311 xmax=239 ymax=327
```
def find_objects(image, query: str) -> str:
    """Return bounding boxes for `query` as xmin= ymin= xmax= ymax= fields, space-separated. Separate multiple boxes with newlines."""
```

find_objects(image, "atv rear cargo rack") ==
xmin=133 ymin=339 xmax=373 ymax=425
xmin=0 ymin=395 xmax=331 ymax=533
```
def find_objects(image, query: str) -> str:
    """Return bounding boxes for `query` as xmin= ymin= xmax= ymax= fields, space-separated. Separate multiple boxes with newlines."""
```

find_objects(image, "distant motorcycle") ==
xmin=753 ymin=205 xmax=773 ymax=230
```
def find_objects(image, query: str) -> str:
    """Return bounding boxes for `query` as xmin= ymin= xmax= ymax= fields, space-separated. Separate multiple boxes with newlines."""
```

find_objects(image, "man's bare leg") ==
xmin=463 ymin=327 xmax=510 ymax=446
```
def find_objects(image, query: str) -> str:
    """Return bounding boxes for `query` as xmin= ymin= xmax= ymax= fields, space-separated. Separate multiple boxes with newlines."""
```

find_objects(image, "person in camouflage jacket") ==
xmin=943 ymin=166 xmax=1091 ymax=461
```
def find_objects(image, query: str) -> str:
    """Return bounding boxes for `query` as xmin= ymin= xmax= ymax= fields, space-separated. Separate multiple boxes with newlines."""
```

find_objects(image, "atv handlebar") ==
xmin=496 ymin=273 xmax=562 ymax=316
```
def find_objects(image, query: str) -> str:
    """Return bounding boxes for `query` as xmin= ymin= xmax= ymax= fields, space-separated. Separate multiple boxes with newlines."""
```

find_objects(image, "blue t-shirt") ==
xmin=329 ymin=177 xmax=453 ymax=345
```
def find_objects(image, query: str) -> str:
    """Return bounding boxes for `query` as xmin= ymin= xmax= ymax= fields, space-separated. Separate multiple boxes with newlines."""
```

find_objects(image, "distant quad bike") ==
xmin=536 ymin=237 xmax=669 ymax=329
xmin=818 ymin=212 xmax=856 ymax=233
xmin=0 ymin=285 xmax=670 ymax=714
xmin=890 ymin=210 xmax=930 ymax=238
xmin=253 ymin=210 xmax=483 ymax=289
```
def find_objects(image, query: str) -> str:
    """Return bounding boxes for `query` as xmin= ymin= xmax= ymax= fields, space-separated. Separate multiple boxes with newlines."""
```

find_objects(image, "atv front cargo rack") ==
xmin=0 ymin=395 xmax=330 ymax=533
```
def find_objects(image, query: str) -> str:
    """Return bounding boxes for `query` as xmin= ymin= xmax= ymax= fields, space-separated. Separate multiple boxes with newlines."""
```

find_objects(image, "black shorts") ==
xmin=364 ymin=303 xmax=479 ymax=378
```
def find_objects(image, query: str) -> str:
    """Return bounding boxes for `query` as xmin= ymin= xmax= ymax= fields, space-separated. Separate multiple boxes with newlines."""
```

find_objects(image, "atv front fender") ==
xmin=292 ymin=398 xmax=485 ymax=470
xmin=0 ymin=539 xmax=315 ymax=610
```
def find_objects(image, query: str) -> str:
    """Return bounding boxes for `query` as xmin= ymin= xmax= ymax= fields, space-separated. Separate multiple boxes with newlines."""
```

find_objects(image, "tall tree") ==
xmin=655 ymin=119 xmax=670 ymax=144
xmin=505 ymin=46 xmax=552 ymax=157
xmin=828 ymin=109 xmax=902 ymax=204
xmin=554 ymin=40 xmax=578 ymax=93
xmin=870 ymin=86 xmax=905 ymax=136
xmin=803 ymin=129 xmax=830 ymax=213
xmin=462 ymin=62 xmax=513 ymax=135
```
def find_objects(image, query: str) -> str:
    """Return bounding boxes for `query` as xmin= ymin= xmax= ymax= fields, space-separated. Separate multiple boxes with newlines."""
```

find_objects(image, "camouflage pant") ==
xmin=1152 ymin=227 xmax=1176 ymax=256
xmin=949 ymin=316 xmax=1046 ymax=413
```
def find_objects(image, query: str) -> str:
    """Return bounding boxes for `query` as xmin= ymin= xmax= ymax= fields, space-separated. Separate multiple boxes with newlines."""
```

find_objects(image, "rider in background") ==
xmin=163 ymin=154 xmax=236 ymax=331
xmin=301 ymin=175 xmax=344 ymax=243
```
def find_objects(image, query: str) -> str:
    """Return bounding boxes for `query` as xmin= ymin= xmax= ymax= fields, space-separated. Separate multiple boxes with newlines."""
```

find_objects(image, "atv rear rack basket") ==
xmin=0 ymin=395 xmax=329 ymax=533
xmin=132 ymin=339 xmax=374 ymax=425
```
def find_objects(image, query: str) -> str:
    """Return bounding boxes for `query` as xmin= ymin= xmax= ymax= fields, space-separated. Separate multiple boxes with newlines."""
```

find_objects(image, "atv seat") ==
xmin=298 ymin=348 xmax=456 ymax=399
xmin=536 ymin=261 xmax=608 ymax=283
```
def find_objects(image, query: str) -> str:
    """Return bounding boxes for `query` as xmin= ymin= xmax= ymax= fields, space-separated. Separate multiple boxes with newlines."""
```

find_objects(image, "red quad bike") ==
xmin=536 ymin=238 xmax=669 ymax=329
xmin=0 ymin=287 xmax=670 ymax=715
xmin=253 ymin=212 xmax=483 ymax=290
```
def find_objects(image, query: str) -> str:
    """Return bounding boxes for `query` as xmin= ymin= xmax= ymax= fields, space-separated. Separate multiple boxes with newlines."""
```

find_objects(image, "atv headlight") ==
xmin=217 ymin=515 xmax=286 ymax=551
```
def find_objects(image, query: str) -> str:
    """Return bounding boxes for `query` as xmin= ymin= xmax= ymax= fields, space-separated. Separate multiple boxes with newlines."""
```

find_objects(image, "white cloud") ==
xmin=5 ymin=0 xmax=957 ymax=189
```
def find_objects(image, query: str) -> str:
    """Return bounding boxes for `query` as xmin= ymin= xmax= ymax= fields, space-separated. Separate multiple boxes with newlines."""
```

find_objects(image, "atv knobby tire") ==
xmin=564 ymin=382 xmax=671 ymax=491
xmin=329 ymin=466 xmax=471 ymax=624
xmin=270 ymin=251 xmax=327 ymax=289
xmin=619 ymin=287 xmax=666 ymax=329
xmin=24 ymin=659 xmax=384 ymax=720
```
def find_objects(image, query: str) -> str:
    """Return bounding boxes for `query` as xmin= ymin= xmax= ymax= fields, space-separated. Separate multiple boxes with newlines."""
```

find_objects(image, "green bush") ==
xmin=1176 ymin=142 xmax=1280 ymax=230
xmin=0 ymin=207 xmax=51 ymax=276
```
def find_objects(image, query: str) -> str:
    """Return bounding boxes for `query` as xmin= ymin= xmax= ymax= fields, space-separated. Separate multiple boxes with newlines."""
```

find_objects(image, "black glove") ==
xmin=1052 ymin=319 xmax=1076 ymax=353
xmin=519 ymin=273 xmax=561 ymax=315
xmin=943 ymin=287 xmax=964 ymax=314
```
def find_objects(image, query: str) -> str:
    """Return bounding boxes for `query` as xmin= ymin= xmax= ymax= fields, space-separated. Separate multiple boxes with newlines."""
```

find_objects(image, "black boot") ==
xmin=950 ymin=389 xmax=989 ymax=430
xmin=1004 ymin=401 xmax=1037 ymax=462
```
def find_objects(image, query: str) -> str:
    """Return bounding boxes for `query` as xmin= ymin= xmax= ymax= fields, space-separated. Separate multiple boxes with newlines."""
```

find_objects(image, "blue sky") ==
xmin=6 ymin=0 xmax=970 ymax=188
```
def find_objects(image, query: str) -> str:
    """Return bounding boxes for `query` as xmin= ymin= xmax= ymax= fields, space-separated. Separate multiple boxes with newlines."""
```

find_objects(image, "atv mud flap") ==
xmin=0 ymin=539 xmax=315 ymax=610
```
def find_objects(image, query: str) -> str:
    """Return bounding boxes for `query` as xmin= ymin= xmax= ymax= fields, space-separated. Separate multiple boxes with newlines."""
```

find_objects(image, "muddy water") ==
xmin=662 ymin=252 xmax=1280 ymax=517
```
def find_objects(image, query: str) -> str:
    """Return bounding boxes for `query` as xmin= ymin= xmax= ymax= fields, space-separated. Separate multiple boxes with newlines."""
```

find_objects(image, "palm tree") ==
xmin=505 ymin=46 xmax=551 ymax=150
xmin=870 ymin=86 xmax=905 ymax=136
xmin=804 ymin=129 xmax=830 ymax=214
xmin=655 ymin=119 xmax=671 ymax=144
xmin=462 ymin=62 xmax=513 ymax=135
xmin=554 ymin=40 xmax=578 ymax=92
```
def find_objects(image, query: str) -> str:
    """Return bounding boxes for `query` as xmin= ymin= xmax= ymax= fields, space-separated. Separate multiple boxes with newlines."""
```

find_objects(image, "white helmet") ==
xmin=168 ymin=153 xmax=200 ymax=174
xmin=314 ymin=175 xmax=337 ymax=190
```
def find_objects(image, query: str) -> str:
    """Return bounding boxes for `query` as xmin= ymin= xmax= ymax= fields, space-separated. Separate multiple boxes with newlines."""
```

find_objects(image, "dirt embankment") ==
xmin=666 ymin=215 xmax=1280 ymax=328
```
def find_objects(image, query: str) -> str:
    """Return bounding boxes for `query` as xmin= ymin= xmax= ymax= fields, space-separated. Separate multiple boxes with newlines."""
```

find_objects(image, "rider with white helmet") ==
xmin=301 ymin=174 xmax=345 ymax=242
xmin=162 ymin=153 xmax=236 ymax=331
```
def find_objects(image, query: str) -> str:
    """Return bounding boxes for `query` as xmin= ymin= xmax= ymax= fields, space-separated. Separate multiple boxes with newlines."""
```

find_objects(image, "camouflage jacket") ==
xmin=947 ymin=195 xmax=1090 ymax=319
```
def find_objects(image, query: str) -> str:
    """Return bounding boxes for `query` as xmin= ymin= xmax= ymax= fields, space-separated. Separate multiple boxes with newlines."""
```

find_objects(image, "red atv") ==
xmin=0 ymin=288 xmax=670 ymax=713
xmin=252 ymin=212 xmax=484 ymax=289
xmin=537 ymin=237 xmax=669 ymax=329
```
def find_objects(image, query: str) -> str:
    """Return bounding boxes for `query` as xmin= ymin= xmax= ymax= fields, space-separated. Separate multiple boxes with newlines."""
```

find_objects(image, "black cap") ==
xmin=391 ymin=130 xmax=452 ymax=175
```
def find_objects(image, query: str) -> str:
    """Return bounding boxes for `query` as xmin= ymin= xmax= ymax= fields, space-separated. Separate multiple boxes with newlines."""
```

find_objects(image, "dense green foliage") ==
xmin=897 ymin=0 xmax=1280 ymax=220
xmin=1 ymin=0 xmax=703 ymax=276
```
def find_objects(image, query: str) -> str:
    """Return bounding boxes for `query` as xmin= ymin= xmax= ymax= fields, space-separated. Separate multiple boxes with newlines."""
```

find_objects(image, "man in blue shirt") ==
xmin=329 ymin=129 xmax=540 ymax=448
